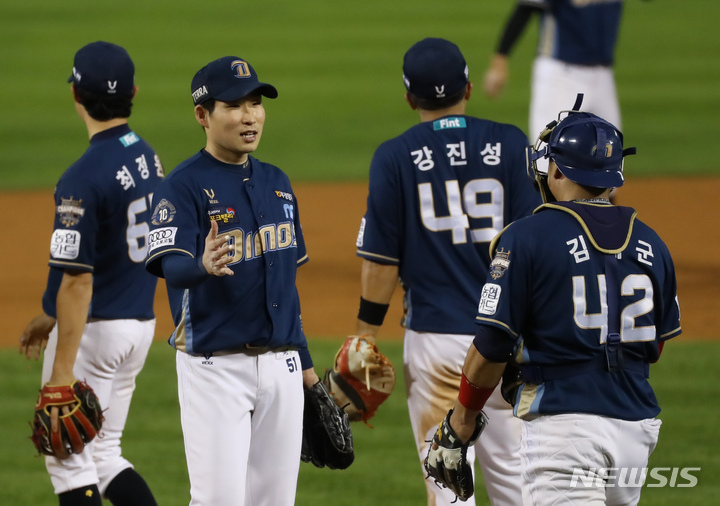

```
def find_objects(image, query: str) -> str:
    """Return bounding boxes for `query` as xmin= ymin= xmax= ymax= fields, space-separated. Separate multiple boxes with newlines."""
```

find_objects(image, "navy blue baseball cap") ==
xmin=68 ymin=41 xmax=135 ymax=96
xmin=191 ymin=56 xmax=278 ymax=106
xmin=402 ymin=38 xmax=469 ymax=100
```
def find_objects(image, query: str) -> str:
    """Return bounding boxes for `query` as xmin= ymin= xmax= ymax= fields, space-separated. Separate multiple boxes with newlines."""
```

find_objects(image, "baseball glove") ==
xmin=301 ymin=380 xmax=354 ymax=470
xmin=31 ymin=381 xmax=104 ymax=459
xmin=323 ymin=335 xmax=395 ymax=423
xmin=424 ymin=409 xmax=488 ymax=502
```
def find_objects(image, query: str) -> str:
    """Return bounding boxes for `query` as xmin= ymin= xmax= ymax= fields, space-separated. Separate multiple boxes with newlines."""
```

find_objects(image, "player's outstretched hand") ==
xmin=19 ymin=313 xmax=56 ymax=360
xmin=484 ymin=54 xmax=509 ymax=99
xmin=202 ymin=220 xmax=235 ymax=277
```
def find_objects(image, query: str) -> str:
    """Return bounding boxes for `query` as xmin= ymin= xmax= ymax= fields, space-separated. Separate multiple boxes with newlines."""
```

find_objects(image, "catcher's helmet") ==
xmin=527 ymin=95 xmax=636 ymax=195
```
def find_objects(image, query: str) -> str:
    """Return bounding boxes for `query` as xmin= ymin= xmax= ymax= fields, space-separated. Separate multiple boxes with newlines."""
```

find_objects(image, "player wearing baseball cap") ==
xmin=146 ymin=55 xmax=321 ymax=505
xmin=355 ymin=37 xmax=541 ymax=505
xmin=20 ymin=41 xmax=163 ymax=505
xmin=430 ymin=101 xmax=681 ymax=504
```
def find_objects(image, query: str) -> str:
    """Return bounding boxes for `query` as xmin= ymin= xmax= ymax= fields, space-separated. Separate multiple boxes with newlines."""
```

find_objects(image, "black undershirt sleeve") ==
xmin=496 ymin=4 xmax=544 ymax=55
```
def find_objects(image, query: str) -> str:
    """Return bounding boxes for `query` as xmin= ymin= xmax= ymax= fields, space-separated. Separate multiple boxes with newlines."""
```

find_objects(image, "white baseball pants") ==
xmin=520 ymin=413 xmax=661 ymax=505
xmin=176 ymin=348 xmax=303 ymax=506
xmin=42 ymin=318 xmax=156 ymax=495
xmin=404 ymin=329 xmax=523 ymax=506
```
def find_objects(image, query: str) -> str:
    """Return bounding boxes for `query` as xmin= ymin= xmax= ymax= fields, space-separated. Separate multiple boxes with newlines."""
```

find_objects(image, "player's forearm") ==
xmin=357 ymin=260 xmax=398 ymax=335
xmin=50 ymin=271 xmax=93 ymax=384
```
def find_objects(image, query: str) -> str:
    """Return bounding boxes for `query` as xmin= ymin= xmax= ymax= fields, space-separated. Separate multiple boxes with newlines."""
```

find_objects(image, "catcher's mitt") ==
xmin=31 ymin=381 xmax=104 ymax=459
xmin=301 ymin=380 xmax=354 ymax=470
xmin=323 ymin=335 xmax=395 ymax=423
xmin=424 ymin=409 xmax=488 ymax=502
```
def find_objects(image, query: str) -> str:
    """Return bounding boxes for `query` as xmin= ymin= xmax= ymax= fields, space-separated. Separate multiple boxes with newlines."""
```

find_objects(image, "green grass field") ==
xmin=2 ymin=2 xmax=719 ymax=504
xmin=0 ymin=1 xmax=718 ymax=189
xmin=3 ymin=339 xmax=718 ymax=505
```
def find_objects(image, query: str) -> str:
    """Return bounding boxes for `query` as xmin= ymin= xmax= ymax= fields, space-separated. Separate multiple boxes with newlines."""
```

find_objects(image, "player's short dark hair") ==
xmin=200 ymin=99 xmax=217 ymax=114
xmin=75 ymin=87 xmax=134 ymax=121
xmin=408 ymin=87 xmax=466 ymax=111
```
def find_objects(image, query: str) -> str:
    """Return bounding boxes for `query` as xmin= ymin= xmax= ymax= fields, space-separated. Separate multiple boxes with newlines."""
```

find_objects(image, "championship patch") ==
xmin=274 ymin=190 xmax=293 ymax=202
xmin=148 ymin=227 xmax=177 ymax=253
xmin=151 ymin=199 xmax=176 ymax=225
xmin=208 ymin=206 xmax=238 ymax=224
xmin=50 ymin=230 xmax=81 ymax=260
xmin=489 ymin=248 xmax=510 ymax=279
xmin=56 ymin=197 xmax=85 ymax=227
xmin=478 ymin=283 xmax=502 ymax=316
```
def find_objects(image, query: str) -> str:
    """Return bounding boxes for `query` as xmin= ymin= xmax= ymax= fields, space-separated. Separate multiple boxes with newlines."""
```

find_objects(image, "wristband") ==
xmin=458 ymin=373 xmax=494 ymax=411
xmin=357 ymin=297 xmax=390 ymax=326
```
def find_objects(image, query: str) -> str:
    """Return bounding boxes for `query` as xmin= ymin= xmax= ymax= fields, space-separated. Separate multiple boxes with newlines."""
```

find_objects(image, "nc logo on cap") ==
xmin=231 ymin=60 xmax=251 ymax=79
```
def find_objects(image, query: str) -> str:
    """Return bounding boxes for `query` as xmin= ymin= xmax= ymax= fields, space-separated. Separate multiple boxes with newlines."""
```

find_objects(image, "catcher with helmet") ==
xmin=427 ymin=96 xmax=681 ymax=504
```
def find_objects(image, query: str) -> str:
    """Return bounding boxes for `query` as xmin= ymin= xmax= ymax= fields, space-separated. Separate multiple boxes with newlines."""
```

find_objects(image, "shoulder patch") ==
xmin=151 ymin=199 xmax=177 ymax=225
xmin=478 ymin=283 xmax=502 ymax=316
xmin=56 ymin=197 xmax=85 ymax=227
xmin=50 ymin=230 xmax=81 ymax=260
xmin=489 ymin=248 xmax=510 ymax=279
xmin=148 ymin=227 xmax=178 ymax=253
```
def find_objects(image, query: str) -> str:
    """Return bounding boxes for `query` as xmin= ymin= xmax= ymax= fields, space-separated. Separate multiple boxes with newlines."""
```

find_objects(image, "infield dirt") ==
xmin=1 ymin=178 xmax=718 ymax=349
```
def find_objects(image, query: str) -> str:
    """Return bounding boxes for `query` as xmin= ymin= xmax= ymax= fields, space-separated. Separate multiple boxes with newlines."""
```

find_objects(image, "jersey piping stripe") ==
xmin=146 ymin=248 xmax=194 ymax=265
xmin=296 ymin=254 xmax=308 ymax=265
xmin=356 ymin=250 xmax=400 ymax=264
xmin=475 ymin=317 xmax=518 ymax=338
xmin=48 ymin=260 xmax=93 ymax=271
xmin=660 ymin=326 xmax=682 ymax=340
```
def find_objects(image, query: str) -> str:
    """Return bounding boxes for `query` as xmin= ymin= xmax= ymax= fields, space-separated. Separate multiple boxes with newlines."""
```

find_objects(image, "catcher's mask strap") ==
xmin=571 ymin=93 xmax=584 ymax=112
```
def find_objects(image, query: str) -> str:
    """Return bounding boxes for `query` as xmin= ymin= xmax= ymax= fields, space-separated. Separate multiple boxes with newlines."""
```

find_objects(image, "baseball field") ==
xmin=1 ymin=1 xmax=718 ymax=504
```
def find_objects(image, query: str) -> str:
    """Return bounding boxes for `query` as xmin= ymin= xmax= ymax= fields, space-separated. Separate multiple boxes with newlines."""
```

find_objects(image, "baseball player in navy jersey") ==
xmin=145 ymin=55 xmax=321 ymax=506
xmin=484 ymin=0 xmax=626 ymax=161
xmin=19 ymin=41 xmax=162 ymax=506
xmin=355 ymin=38 xmax=541 ymax=506
xmin=440 ymin=103 xmax=681 ymax=504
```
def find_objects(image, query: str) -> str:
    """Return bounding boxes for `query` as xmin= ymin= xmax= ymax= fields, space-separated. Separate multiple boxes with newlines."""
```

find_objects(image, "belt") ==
xmin=208 ymin=344 xmax=297 ymax=357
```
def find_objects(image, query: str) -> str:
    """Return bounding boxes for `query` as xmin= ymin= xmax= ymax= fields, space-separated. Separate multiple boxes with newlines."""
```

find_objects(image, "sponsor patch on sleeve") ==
xmin=478 ymin=283 xmax=502 ymax=316
xmin=50 ymin=230 xmax=81 ymax=260
xmin=148 ymin=227 xmax=178 ymax=253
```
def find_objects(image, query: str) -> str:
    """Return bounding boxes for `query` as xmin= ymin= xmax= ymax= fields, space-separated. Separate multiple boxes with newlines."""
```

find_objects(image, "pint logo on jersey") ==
xmin=489 ymin=248 xmax=511 ymax=279
xmin=119 ymin=132 xmax=139 ymax=147
xmin=208 ymin=206 xmax=237 ymax=224
xmin=433 ymin=117 xmax=467 ymax=131
xmin=56 ymin=197 xmax=85 ymax=227
xmin=151 ymin=199 xmax=177 ymax=225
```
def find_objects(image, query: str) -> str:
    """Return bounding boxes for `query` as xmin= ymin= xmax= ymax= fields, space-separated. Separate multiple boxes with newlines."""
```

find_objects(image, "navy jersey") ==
xmin=357 ymin=115 xmax=541 ymax=334
xmin=524 ymin=0 xmax=623 ymax=66
xmin=145 ymin=150 xmax=309 ymax=359
xmin=476 ymin=202 xmax=682 ymax=420
xmin=42 ymin=124 xmax=164 ymax=320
